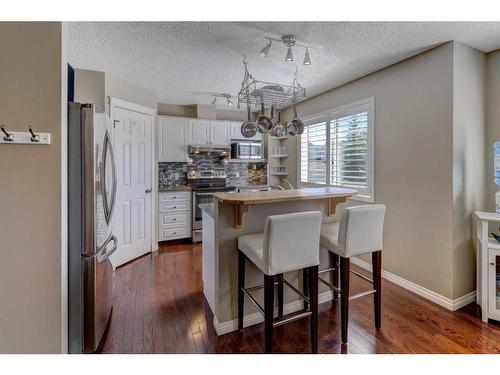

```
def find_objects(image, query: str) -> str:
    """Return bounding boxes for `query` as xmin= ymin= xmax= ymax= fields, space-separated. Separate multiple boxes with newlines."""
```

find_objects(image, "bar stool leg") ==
xmin=238 ymin=250 xmax=245 ymax=331
xmin=303 ymin=268 xmax=310 ymax=310
xmin=264 ymin=274 xmax=275 ymax=353
xmin=277 ymin=274 xmax=284 ymax=319
xmin=340 ymin=257 xmax=350 ymax=344
xmin=309 ymin=265 xmax=319 ymax=353
xmin=372 ymin=250 xmax=382 ymax=330
xmin=330 ymin=253 xmax=339 ymax=301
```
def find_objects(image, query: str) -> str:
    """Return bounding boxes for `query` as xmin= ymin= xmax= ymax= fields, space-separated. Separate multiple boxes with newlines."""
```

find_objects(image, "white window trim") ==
xmin=296 ymin=97 xmax=375 ymax=203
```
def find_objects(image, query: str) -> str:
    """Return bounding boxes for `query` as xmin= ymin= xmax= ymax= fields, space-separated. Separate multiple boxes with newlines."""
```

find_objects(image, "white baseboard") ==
xmin=213 ymin=290 xmax=335 ymax=336
xmin=350 ymin=257 xmax=476 ymax=311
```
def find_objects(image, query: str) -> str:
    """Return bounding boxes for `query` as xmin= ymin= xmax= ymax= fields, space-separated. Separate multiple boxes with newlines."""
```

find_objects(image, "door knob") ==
xmin=145 ymin=188 xmax=152 ymax=193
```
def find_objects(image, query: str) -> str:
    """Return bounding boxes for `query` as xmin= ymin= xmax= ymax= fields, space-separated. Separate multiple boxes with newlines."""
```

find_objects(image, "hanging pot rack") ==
xmin=237 ymin=56 xmax=306 ymax=110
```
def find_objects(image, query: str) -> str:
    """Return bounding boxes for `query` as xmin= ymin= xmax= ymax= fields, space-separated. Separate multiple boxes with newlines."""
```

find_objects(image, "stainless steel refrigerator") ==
xmin=68 ymin=102 xmax=117 ymax=353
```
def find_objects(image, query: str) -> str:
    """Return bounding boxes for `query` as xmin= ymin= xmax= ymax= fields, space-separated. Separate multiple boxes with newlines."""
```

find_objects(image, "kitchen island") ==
xmin=201 ymin=187 xmax=357 ymax=335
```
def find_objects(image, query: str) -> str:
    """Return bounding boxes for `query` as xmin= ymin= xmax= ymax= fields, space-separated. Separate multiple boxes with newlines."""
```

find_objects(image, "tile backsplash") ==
xmin=159 ymin=155 xmax=267 ymax=188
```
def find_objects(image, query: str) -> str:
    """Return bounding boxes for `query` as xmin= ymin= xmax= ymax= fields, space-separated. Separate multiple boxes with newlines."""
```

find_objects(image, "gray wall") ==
xmin=452 ymin=42 xmax=486 ymax=299
xmin=0 ymin=22 xmax=64 ymax=353
xmin=282 ymin=43 xmax=456 ymax=298
xmin=486 ymin=50 xmax=500 ymax=211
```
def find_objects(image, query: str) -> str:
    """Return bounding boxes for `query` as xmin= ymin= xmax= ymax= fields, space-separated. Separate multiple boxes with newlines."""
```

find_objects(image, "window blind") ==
xmin=300 ymin=122 xmax=327 ymax=184
xmin=299 ymin=99 xmax=373 ymax=200
xmin=330 ymin=111 xmax=368 ymax=188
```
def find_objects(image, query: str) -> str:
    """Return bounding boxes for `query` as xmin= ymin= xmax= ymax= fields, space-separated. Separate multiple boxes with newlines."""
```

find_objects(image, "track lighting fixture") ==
xmin=211 ymin=93 xmax=233 ymax=107
xmin=258 ymin=35 xmax=312 ymax=65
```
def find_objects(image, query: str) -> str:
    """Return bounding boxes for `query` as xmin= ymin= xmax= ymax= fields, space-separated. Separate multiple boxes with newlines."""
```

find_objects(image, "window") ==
xmin=299 ymin=98 xmax=374 ymax=201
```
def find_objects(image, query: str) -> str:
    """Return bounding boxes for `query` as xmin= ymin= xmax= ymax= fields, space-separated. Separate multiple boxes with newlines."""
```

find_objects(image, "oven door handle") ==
xmin=195 ymin=192 xmax=215 ymax=196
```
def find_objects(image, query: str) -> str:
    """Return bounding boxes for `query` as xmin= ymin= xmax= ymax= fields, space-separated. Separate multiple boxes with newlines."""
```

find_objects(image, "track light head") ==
xmin=285 ymin=47 xmax=294 ymax=63
xmin=259 ymin=40 xmax=271 ymax=58
xmin=303 ymin=48 xmax=311 ymax=65
xmin=227 ymin=97 xmax=233 ymax=106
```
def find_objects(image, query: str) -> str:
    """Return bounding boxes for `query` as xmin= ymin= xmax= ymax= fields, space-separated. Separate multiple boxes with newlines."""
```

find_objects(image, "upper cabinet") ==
xmin=158 ymin=117 xmax=265 ymax=163
xmin=186 ymin=119 xmax=211 ymax=145
xmin=186 ymin=119 xmax=231 ymax=146
xmin=230 ymin=122 xmax=262 ymax=141
xmin=210 ymin=121 xmax=231 ymax=145
xmin=158 ymin=116 xmax=187 ymax=162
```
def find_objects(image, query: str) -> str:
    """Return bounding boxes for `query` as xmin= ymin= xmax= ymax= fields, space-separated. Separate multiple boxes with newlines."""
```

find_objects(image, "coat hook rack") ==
xmin=0 ymin=124 xmax=50 ymax=145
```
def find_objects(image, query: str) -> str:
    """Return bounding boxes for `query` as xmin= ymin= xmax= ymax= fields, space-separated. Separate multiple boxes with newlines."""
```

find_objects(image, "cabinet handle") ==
xmin=491 ymin=262 xmax=495 ymax=266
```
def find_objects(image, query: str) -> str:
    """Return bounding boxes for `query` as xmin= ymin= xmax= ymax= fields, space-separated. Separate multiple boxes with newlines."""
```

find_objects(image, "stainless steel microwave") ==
xmin=231 ymin=141 xmax=263 ymax=160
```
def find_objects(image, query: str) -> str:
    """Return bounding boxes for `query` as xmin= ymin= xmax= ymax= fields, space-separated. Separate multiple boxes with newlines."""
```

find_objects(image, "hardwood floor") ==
xmin=98 ymin=241 xmax=500 ymax=354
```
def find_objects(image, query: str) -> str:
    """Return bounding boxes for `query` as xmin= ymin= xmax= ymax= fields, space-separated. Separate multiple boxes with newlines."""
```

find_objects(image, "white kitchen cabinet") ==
xmin=157 ymin=116 xmax=187 ymax=162
xmin=186 ymin=119 xmax=211 ymax=145
xmin=186 ymin=119 xmax=231 ymax=146
xmin=158 ymin=191 xmax=191 ymax=241
xmin=230 ymin=122 xmax=262 ymax=141
xmin=210 ymin=121 xmax=231 ymax=145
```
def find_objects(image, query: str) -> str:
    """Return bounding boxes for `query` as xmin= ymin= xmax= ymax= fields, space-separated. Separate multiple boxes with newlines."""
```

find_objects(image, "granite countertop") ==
xmin=199 ymin=203 xmax=214 ymax=219
xmin=158 ymin=184 xmax=191 ymax=192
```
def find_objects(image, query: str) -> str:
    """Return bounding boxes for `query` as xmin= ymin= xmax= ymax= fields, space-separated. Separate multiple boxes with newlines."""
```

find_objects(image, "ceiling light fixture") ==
xmin=258 ymin=35 xmax=312 ymax=66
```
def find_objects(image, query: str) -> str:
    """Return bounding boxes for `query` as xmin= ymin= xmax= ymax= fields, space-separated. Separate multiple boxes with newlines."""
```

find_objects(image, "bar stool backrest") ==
xmin=338 ymin=204 xmax=386 ymax=257
xmin=263 ymin=211 xmax=322 ymax=275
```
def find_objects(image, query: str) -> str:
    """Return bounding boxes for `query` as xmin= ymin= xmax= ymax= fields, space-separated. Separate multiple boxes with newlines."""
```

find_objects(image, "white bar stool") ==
xmin=319 ymin=204 xmax=386 ymax=344
xmin=237 ymin=211 xmax=323 ymax=354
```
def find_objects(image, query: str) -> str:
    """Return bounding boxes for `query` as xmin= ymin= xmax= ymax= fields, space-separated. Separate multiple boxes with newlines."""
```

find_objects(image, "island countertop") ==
xmin=214 ymin=187 xmax=357 ymax=228
xmin=214 ymin=187 xmax=357 ymax=205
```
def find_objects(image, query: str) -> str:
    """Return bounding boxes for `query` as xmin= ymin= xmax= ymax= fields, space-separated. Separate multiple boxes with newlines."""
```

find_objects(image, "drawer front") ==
xmin=159 ymin=212 xmax=189 ymax=226
xmin=159 ymin=191 xmax=190 ymax=203
xmin=159 ymin=201 xmax=189 ymax=213
xmin=159 ymin=226 xmax=190 ymax=241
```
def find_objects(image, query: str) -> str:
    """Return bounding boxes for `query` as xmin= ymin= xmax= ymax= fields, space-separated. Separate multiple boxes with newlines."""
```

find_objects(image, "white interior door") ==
xmin=109 ymin=99 xmax=154 ymax=269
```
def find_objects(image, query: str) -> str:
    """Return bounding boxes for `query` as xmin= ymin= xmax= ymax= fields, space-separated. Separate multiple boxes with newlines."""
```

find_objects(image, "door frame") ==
xmin=108 ymin=96 xmax=158 ymax=253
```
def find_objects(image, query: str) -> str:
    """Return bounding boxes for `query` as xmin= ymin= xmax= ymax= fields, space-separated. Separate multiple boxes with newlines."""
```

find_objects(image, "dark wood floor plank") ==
xmin=97 ymin=241 xmax=500 ymax=354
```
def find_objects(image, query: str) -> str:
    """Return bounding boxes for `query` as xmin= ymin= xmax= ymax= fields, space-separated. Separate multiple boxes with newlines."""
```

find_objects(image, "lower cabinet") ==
xmin=158 ymin=191 xmax=192 ymax=241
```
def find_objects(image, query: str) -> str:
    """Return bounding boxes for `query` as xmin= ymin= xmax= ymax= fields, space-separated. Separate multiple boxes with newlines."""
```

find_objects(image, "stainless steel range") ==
xmin=188 ymin=170 xmax=235 ymax=242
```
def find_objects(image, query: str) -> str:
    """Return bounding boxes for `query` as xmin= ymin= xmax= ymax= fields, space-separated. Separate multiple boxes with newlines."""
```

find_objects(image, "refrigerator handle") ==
xmin=97 ymin=234 xmax=118 ymax=263
xmin=108 ymin=132 xmax=117 ymax=220
xmin=101 ymin=130 xmax=117 ymax=224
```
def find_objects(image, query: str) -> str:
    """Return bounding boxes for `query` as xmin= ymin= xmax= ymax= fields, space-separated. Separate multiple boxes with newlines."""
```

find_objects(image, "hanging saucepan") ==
xmin=271 ymin=109 xmax=286 ymax=138
xmin=256 ymin=101 xmax=273 ymax=133
xmin=287 ymin=99 xmax=304 ymax=136
xmin=241 ymin=99 xmax=257 ymax=138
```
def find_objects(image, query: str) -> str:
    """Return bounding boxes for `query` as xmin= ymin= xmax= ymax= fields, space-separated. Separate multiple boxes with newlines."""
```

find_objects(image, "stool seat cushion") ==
xmin=238 ymin=232 xmax=267 ymax=273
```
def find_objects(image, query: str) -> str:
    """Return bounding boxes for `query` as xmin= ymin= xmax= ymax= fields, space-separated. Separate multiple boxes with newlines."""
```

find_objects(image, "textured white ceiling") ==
xmin=67 ymin=22 xmax=500 ymax=109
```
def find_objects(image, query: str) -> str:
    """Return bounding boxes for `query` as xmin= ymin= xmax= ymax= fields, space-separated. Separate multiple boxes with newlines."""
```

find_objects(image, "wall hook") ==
xmin=1 ymin=125 xmax=14 ymax=142
xmin=28 ymin=126 xmax=40 ymax=142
